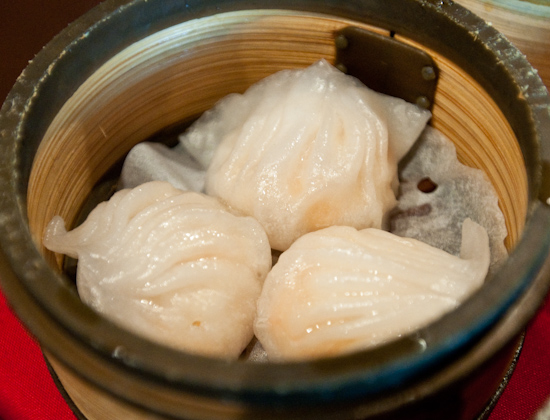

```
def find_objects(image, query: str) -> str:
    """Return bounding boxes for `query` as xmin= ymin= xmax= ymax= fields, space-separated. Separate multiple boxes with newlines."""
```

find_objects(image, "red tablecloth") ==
xmin=1 ymin=1 xmax=550 ymax=419
xmin=1 ymin=289 xmax=550 ymax=419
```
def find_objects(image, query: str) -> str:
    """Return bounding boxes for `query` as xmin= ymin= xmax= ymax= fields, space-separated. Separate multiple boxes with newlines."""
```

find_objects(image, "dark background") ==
xmin=0 ymin=1 xmax=103 ymax=103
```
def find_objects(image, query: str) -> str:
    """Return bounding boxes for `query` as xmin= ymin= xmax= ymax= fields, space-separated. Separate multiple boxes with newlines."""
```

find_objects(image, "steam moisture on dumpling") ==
xmin=180 ymin=59 xmax=432 ymax=251
xmin=254 ymin=218 xmax=490 ymax=361
xmin=43 ymin=181 xmax=272 ymax=359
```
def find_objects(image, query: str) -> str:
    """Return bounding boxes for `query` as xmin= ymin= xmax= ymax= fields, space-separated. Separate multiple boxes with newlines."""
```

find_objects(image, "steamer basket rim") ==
xmin=1 ymin=0 xmax=550 ymax=409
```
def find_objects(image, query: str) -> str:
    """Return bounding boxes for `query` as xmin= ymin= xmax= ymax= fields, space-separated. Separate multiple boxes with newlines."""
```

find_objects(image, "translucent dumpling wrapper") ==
xmin=254 ymin=219 xmax=490 ymax=361
xmin=390 ymin=126 xmax=508 ymax=272
xmin=120 ymin=142 xmax=206 ymax=192
xmin=179 ymin=59 xmax=432 ymax=251
xmin=43 ymin=181 xmax=272 ymax=359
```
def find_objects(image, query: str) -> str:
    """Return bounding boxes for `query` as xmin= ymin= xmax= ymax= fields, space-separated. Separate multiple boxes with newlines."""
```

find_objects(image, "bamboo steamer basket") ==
xmin=454 ymin=0 xmax=550 ymax=88
xmin=1 ymin=1 xmax=550 ymax=419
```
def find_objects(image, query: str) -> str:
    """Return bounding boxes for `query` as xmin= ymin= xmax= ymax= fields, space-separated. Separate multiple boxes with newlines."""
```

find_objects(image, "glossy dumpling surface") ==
xmin=181 ymin=59 xmax=431 ymax=251
xmin=254 ymin=219 xmax=490 ymax=361
xmin=44 ymin=181 xmax=272 ymax=359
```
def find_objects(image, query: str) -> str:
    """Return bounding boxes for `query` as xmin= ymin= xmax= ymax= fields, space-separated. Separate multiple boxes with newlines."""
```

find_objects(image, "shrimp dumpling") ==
xmin=254 ymin=219 xmax=490 ymax=361
xmin=43 ymin=181 xmax=272 ymax=359
xmin=181 ymin=59 xmax=431 ymax=251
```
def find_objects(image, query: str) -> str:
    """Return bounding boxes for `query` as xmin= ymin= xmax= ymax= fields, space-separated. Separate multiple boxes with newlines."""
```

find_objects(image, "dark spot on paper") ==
xmin=389 ymin=203 xmax=433 ymax=232
xmin=390 ymin=203 xmax=432 ymax=221
xmin=417 ymin=177 xmax=438 ymax=193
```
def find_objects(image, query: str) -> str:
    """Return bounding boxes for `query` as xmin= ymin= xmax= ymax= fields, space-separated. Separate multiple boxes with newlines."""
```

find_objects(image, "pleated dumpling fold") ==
xmin=254 ymin=218 xmax=490 ymax=361
xmin=180 ymin=59 xmax=432 ymax=251
xmin=44 ymin=181 xmax=272 ymax=359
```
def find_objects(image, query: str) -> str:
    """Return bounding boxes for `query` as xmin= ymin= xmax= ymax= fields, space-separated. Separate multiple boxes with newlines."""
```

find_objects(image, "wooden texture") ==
xmin=28 ymin=11 xmax=528 ymax=418
xmin=46 ymin=352 xmax=171 ymax=420
xmin=27 ymin=11 xmax=386 ymax=265
xmin=455 ymin=0 xmax=550 ymax=89
xmin=27 ymin=10 xmax=526 ymax=263
xmin=396 ymin=34 xmax=527 ymax=250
